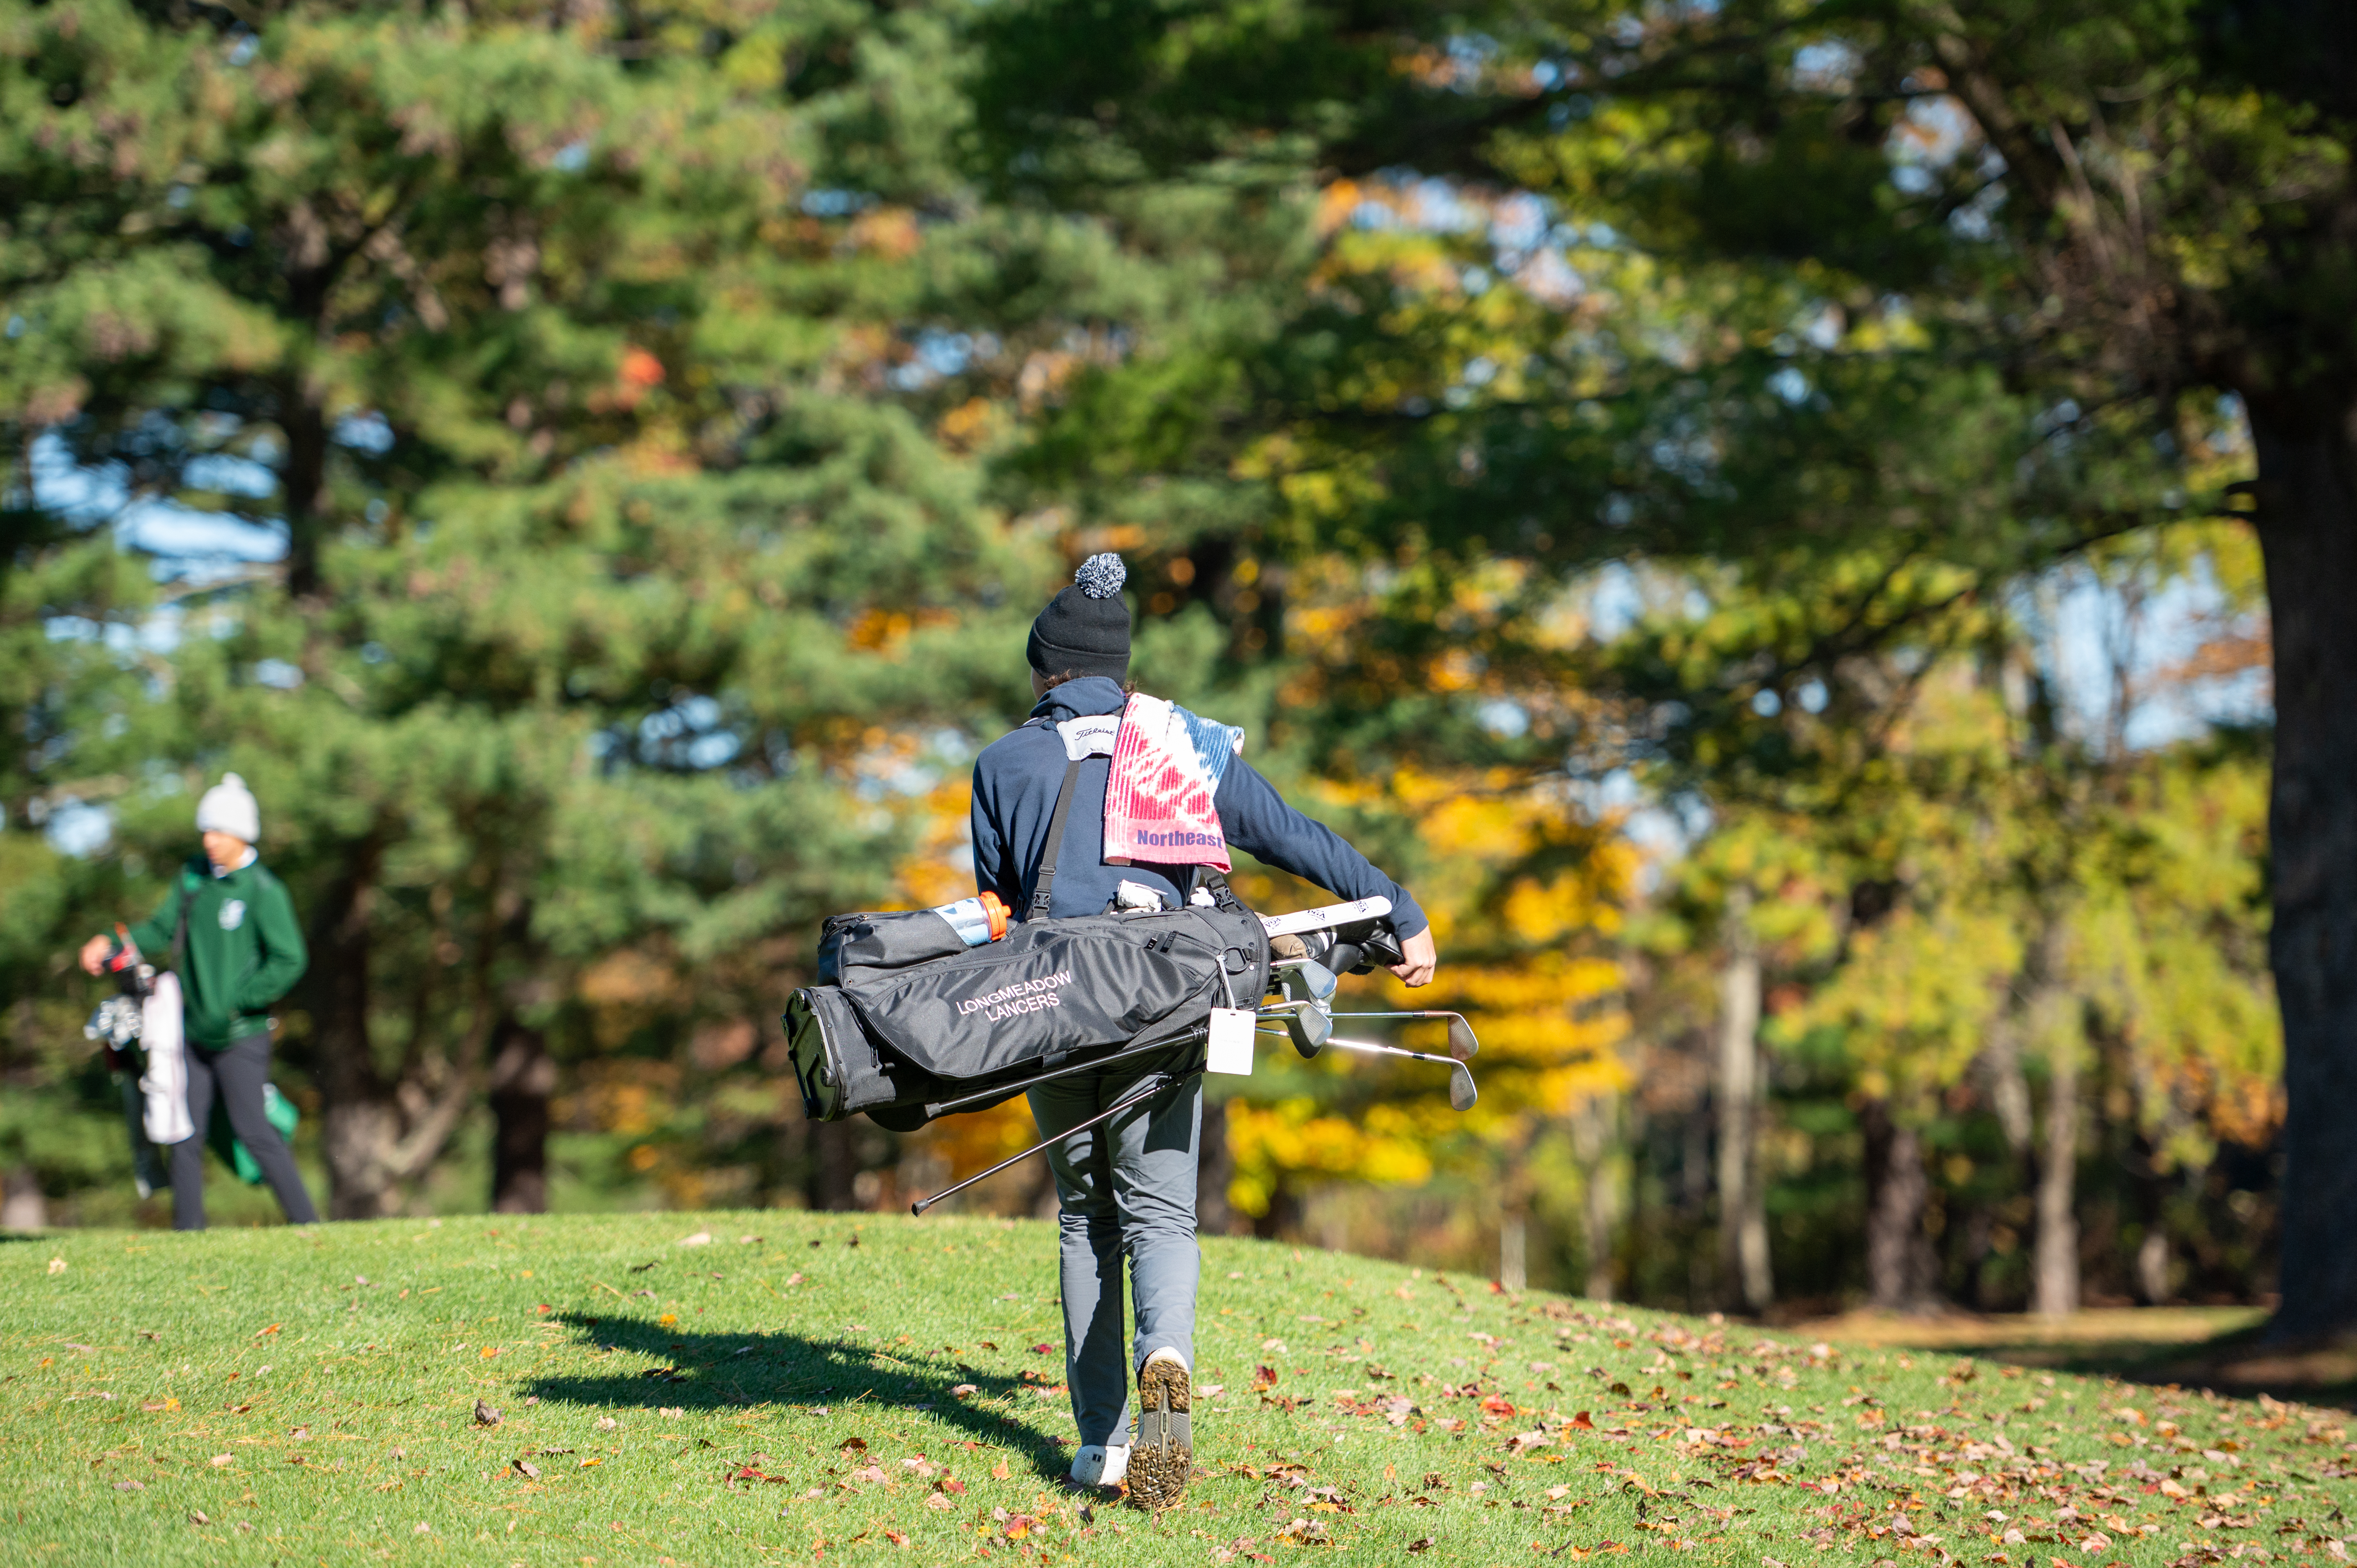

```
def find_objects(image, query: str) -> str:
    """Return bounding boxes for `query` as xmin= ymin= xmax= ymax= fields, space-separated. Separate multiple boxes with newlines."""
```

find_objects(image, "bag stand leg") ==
xmin=911 ymin=1070 xmax=1192 ymax=1217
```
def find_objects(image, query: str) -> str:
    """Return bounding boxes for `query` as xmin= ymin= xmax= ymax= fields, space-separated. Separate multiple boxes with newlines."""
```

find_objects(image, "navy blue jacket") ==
xmin=969 ymin=676 xmax=1428 ymax=937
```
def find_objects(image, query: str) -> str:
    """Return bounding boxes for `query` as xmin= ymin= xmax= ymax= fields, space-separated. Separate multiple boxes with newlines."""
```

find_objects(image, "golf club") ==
xmin=1270 ymin=957 xmax=1338 ymax=1001
xmin=1325 ymin=1011 xmax=1479 ymax=1059
xmin=1321 ymin=1034 xmax=1481 ymax=1112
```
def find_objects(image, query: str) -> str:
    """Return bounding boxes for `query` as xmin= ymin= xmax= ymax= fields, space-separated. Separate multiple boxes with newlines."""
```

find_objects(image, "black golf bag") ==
xmin=785 ymin=880 xmax=1271 ymax=1131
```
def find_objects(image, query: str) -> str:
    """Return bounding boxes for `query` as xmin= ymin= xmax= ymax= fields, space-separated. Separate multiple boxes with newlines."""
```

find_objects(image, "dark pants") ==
xmin=1028 ymin=1066 xmax=1201 ymax=1447
xmin=170 ymin=1031 xmax=319 ymax=1230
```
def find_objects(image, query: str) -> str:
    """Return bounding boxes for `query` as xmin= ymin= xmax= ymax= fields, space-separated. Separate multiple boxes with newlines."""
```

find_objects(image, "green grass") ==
xmin=10 ymin=1212 xmax=2355 ymax=1566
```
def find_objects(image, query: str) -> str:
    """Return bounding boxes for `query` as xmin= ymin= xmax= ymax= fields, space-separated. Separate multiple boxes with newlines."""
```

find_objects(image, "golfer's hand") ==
xmin=80 ymin=934 xmax=113 ymax=976
xmin=1389 ymin=928 xmax=1437 ymax=988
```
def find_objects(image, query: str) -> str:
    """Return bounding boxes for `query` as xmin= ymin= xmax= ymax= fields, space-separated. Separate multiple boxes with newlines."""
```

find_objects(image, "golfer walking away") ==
xmin=970 ymin=555 xmax=1438 ymax=1508
xmin=80 ymin=773 xmax=319 ymax=1230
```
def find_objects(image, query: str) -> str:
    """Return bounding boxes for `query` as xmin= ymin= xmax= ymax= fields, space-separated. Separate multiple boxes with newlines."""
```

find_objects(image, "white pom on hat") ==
xmin=196 ymin=771 xmax=260 ymax=844
xmin=1074 ymin=553 xmax=1126 ymax=599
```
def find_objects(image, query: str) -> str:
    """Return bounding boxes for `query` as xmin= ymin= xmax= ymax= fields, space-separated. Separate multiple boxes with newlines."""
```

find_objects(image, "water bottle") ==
xmin=932 ymin=892 xmax=1010 ymax=946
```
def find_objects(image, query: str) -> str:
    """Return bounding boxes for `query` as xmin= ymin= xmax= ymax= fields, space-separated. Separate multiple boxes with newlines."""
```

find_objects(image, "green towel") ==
xmin=204 ymin=1083 xmax=300 ymax=1185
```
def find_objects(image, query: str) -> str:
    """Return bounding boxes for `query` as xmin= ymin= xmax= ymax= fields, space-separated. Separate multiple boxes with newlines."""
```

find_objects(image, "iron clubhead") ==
xmin=1285 ymin=1005 xmax=1332 ymax=1058
xmin=1445 ymin=1014 xmax=1479 ymax=1060
xmin=1449 ymin=1062 xmax=1479 ymax=1112
xmin=1285 ymin=960 xmax=1339 ymax=1003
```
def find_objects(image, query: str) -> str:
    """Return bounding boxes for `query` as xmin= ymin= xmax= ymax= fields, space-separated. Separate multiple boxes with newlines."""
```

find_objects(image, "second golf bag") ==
xmin=786 ymin=879 xmax=1271 ymax=1131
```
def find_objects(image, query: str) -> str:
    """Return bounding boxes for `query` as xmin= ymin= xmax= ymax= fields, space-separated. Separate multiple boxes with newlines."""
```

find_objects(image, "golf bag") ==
xmin=786 ymin=880 xmax=1271 ymax=1131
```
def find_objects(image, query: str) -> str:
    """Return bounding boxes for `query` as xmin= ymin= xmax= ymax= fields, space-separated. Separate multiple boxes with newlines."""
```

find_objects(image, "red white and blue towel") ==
xmin=1054 ymin=693 xmax=1245 ymax=872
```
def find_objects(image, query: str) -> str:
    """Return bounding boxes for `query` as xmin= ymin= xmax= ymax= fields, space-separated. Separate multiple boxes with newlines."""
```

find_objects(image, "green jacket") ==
xmin=125 ymin=854 xmax=308 ymax=1050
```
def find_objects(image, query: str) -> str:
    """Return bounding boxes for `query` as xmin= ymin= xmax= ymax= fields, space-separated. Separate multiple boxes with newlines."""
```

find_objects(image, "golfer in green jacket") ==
xmin=80 ymin=773 xmax=319 ymax=1229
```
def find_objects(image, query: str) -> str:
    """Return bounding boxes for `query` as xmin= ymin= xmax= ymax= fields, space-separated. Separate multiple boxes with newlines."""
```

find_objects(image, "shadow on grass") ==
xmin=521 ymin=1312 xmax=1078 ymax=1479
xmin=1795 ymin=1307 xmax=2357 ymax=1411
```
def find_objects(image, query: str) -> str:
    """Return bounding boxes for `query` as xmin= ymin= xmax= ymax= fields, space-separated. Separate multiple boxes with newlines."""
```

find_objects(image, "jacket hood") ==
xmin=1030 ymin=675 xmax=1129 ymax=722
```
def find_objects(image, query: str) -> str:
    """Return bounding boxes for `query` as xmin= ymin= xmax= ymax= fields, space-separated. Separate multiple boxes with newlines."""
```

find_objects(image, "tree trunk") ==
xmin=2033 ymin=1028 xmax=2082 ymax=1317
xmin=803 ymin=1116 xmax=862 ymax=1211
xmin=1981 ymin=1019 xmax=2034 ymax=1157
xmin=489 ymin=1023 xmax=554 ymax=1214
xmin=1716 ymin=890 xmax=1773 ymax=1313
xmin=280 ymin=376 xmax=330 ymax=598
xmin=1571 ymin=1090 xmax=1622 ymax=1301
xmin=2247 ymin=397 xmax=2357 ymax=1339
xmin=1862 ymin=1098 xmax=1939 ymax=1313
xmin=2016 ymin=918 xmax=2080 ymax=1318
xmin=1196 ymin=1095 xmax=1237 ymax=1235
xmin=1500 ymin=1208 xmax=1527 ymax=1292
xmin=307 ymin=844 xmax=401 ymax=1219
xmin=2 ymin=1166 xmax=47 ymax=1231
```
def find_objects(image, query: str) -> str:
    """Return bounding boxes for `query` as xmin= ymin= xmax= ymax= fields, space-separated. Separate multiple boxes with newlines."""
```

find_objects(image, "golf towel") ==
xmin=1103 ymin=693 xmax=1245 ymax=871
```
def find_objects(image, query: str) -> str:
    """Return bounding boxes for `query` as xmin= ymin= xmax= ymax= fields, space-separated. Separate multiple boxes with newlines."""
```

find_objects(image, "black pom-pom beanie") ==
xmin=1027 ymin=553 xmax=1131 ymax=680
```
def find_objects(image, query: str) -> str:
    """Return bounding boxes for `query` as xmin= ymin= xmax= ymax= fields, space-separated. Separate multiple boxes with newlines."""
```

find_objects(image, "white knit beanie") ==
xmin=195 ymin=772 xmax=260 ymax=844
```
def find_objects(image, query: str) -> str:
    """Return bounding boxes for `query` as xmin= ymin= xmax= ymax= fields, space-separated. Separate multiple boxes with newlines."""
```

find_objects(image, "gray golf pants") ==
xmin=1028 ymin=1065 xmax=1200 ymax=1448
xmin=170 ymin=1031 xmax=319 ymax=1231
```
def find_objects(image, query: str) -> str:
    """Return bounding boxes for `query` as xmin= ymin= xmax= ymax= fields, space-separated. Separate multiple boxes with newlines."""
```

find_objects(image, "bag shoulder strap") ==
xmin=1028 ymin=759 xmax=1086 ymax=923
xmin=168 ymin=871 xmax=195 ymax=973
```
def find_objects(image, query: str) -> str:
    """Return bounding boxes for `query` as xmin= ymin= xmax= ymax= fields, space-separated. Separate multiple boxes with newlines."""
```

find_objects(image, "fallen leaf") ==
xmin=512 ymin=1459 xmax=541 ymax=1480
xmin=209 ymin=1454 xmax=232 ymax=1468
xmin=992 ymin=1458 xmax=1011 ymax=1480
xmin=658 ymin=1406 xmax=684 ymax=1418
xmin=188 ymin=1511 xmax=210 ymax=1525
xmin=474 ymin=1399 xmax=502 ymax=1427
xmin=657 ymin=1313 xmax=678 ymax=1327
xmin=1030 ymin=1343 xmax=1055 ymax=1355
xmin=840 ymin=1437 xmax=869 ymax=1451
xmin=597 ymin=1416 xmax=620 ymax=1430
xmin=1252 ymin=1366 xmax=1280 ymax=1393
xmin=48 ymin=1257 xmax=67 ymax=1275
xmin=883 ymin=1528 xmax=909 ymax=1547
xmin=1407 ymin=1539 xmax=1436 ymax=1554
xmin=678 ymin=1231 xmax=714 ymax=1247
xmin=952 ymin=1383 xmax=979 ymax=1399
xmin=578 ymin=1457 xmax=602 ymax=1469
xmin=926 ymin=1493 xmax=954 ymax=1511
xmin=142 ymin=1398 xmax=180 ymax=1413
xmin=113 ymin=1480 xmax=145 ymax=1492
xmin=1198 ymin=1383 xmax=1225 ymax=1398
xmin=1570 ymin=1411 xmax=1595 ymax=1430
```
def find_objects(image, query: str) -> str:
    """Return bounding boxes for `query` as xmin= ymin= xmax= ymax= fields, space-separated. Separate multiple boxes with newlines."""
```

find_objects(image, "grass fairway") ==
xmin=11 ymin=1211 xmax=2355 ymax=1566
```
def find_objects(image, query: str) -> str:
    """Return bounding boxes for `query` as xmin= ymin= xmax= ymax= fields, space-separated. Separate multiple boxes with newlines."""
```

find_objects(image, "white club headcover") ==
xmin=139 ymin=973 xmax=194 ymax=1146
